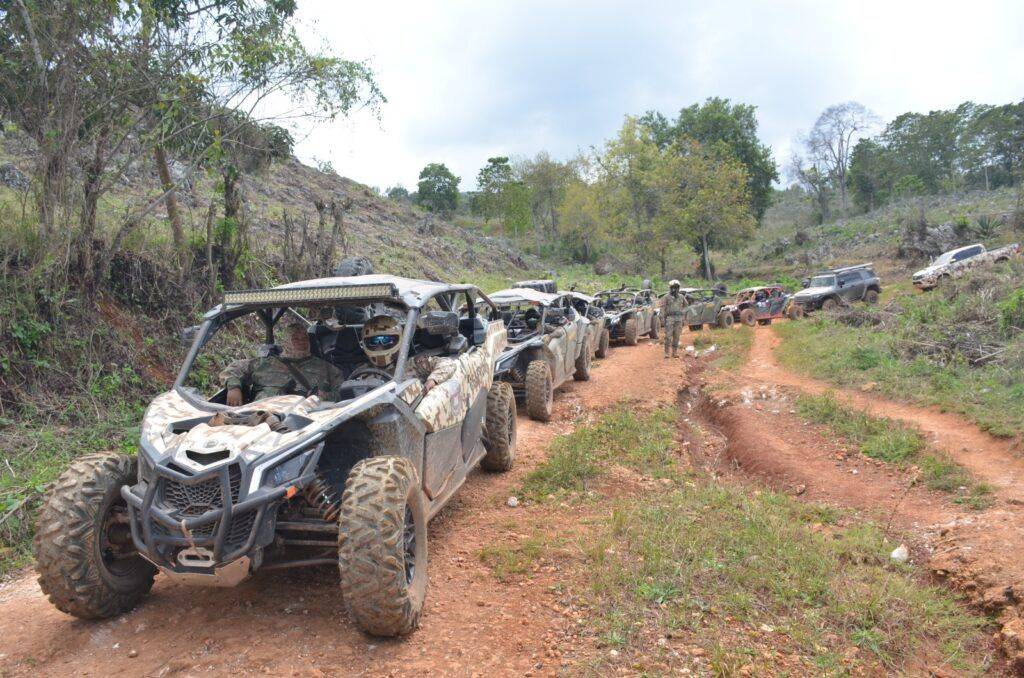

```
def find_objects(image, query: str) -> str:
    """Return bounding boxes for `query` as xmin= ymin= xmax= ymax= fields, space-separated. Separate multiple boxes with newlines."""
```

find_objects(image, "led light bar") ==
xmin=224 ymin=283 xmax=398 ymax=306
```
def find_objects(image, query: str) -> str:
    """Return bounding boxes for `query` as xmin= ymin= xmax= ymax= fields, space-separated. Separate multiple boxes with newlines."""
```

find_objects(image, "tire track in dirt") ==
xmin=704 ymin=325 xmax=1024 ymax=672
xmin=0 ymin=339 xmax=685 ymax=677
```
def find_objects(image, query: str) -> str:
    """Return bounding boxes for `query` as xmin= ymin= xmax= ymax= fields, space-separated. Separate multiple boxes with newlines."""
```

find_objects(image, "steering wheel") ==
xmin=337 ymin=366 xmax=394 ymax=398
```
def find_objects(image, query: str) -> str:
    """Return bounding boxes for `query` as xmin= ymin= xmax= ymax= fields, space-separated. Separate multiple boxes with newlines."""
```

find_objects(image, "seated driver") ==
xmin=361 ymin=315 xmax=457 ymax=394
xmin=221 ymin=318 xmax=344 ymax=406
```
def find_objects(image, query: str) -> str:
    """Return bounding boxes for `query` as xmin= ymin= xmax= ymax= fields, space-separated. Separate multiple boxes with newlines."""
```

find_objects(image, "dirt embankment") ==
xmin=702 ymin=325 xmax=1024 ymax=673
xmin=0 ymin=340 xmax=687 ymax=677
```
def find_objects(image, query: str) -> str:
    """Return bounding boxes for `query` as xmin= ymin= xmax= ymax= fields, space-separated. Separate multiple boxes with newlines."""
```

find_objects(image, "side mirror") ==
xmin=837 ymin=280 xmax=845 ymax=288
xmin=801 ymin=278 xmax=810 ymax=288
xmin=180 ymin=325 xmax=201 ymax=345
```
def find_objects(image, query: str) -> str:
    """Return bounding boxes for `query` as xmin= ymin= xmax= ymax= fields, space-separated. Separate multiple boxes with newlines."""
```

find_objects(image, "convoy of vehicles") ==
xmin=42 ymin=244 xmax=1015 ymax=638
xmin=911 ymin=242 xmax=1021 ymax=290
xmin=595 ymin=287 xmax=660 ymax=345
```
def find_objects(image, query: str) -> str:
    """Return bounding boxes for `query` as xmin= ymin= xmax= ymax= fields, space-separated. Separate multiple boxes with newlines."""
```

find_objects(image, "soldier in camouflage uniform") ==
xmin=658 ymin=279 xmax=688 ymax=359
xmin=361 ymin=315 xmax=457 ymax=393
xmin=221 ymin=318 xmax=345 ymax=406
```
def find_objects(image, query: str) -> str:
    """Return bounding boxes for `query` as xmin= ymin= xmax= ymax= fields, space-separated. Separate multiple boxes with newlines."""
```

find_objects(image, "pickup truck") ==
xmin=912 ymin=243 xmax=1021 ymax=290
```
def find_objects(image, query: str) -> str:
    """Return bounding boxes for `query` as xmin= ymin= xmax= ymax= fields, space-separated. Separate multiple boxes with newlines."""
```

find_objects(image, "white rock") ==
xmin=890 ymin=544 xmax=909 ymax=563
xmin=506 ymin=496 xmax=519 ymax=508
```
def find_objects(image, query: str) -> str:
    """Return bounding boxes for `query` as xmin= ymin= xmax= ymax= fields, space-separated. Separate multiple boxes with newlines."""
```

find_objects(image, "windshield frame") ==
xmin=807 ymin=275 xmax=836 ymax=289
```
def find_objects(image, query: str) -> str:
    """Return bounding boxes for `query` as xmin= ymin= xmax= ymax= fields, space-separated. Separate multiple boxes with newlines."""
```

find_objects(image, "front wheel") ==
xmin=787 ymin=305 xmax=804 ymax=321
xmin=525 ymin=360 xmax=554 ymax=421
xmin=716 ymin=311 xmax=734 ymax=328
xmin=596 ymin=329 xmax=610 ymax=358
xmin=739 ymin=308 xmax=757 ymax=326
xmin=573 ymin=344 xmax=592 ymax=381
xmin=339 ymin=457 xmax=428 ymax=637
xmin=34 ymin=452 xmax=156 ymax=619
xmin=821 ymin=297 xmax=839 ymax=312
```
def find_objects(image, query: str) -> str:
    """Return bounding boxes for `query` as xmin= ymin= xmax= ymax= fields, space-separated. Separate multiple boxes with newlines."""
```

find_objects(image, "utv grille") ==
xmin=161 ymin=465 xmax=241 ymax=515
xmin=226 ymin=510 xmax=257 ymax=549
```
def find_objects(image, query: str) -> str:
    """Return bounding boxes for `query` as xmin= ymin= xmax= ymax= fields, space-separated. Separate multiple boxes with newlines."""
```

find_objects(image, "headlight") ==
xmin=261 ymin=449 xmax=315 ymax=488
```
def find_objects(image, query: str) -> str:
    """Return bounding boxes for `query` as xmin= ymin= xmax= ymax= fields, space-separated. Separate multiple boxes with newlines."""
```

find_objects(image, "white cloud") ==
xmin=285 ymin=0 xmax=1024 ymax=191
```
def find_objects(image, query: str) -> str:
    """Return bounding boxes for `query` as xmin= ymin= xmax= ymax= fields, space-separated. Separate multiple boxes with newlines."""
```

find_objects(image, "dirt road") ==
xmin=0 ymin=340 xmax=688 ymax=677
xmin=704 ymin=325 xmax=1024 ymax=670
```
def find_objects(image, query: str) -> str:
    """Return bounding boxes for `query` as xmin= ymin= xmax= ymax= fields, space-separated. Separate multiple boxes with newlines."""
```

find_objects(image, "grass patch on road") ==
xmin=692 ymin=324 xmax=754 ymax=371
xmin=520 ymin=404 xmax=678 ymax=499
xmin=795 ymin=392 xmax=992 ymax=507
xmin=515 ymin=398 xmax=991 ymax=673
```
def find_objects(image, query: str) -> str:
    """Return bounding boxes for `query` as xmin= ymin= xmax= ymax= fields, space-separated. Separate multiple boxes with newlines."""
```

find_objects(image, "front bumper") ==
xmin=122 ymin=460 xmax=313 ymax=576
xmin=791 ymin=297 xmax=820 ymax=311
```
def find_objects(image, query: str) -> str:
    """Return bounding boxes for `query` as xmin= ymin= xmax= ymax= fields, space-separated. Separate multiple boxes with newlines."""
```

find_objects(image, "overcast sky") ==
xmin=289 ymin=0 xmax=1024 ymax=191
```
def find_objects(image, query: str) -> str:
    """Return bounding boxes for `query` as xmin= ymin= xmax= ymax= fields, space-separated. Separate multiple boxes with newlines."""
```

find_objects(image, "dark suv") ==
xmin=792 ymin=264 xmax=882 ymax=312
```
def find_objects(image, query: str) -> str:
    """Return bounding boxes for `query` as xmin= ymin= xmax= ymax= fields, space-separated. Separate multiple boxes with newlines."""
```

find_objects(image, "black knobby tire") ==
xmin=716 ymin=311 xmax=734 ymax=328
xmin=623 ymin=317 xmax=639 ymax=346
xmin=34 ymin=452 xmax=156 ymax=620
xmin=334 ymin=256 xmax=374 ymax=277
xmin=821 ymin=297 xmax=839 ymax=312
xmin=339 ymin=456 xmax=428 ymax=637
xmin=481 ymin=382 xmax=517 ymax=472
xmin=596 ymin=329 xmax=610 ymax=359
xmin=864 ymin=289 xmax=880 ymax=304
xmin=739 ymin=308 xmax=757 ymax=327
xmin=524 ymin=359 xmax=554 ymax=422
xmin=787 ymin=305 xmax=804 ymax=321
xmin=648 ymin=316 xmax=659 ymax=339
xmin=573 ymin=343 xmax=592 ymax=382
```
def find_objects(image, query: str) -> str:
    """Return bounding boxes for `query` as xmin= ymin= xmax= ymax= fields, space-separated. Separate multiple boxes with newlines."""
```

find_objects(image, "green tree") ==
xmin=386 ymin=186 xmax=410 ymax=201
xmin=643 ymin=97 xmax=777 ymax=221
xmin=516 ymin=152 xmax=577 ymax=251
xmin=472 ymin=156 xmax=514 ymax=222
xmin=848 ymin=138 xmax=892 ymax=212
xmin=416 ymin=163 xmax=460 ymax=216
xmin=658 ymin=140 xmax=755 ymax=279
xmin=557 ymin=178 xmax=604 ymax=263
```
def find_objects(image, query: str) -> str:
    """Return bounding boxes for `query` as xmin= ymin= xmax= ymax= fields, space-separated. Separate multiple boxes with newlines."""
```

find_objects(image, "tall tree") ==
xmin=416 ymin=163 xmax=460 ymax=217
xmin=472 ymin=156 xmax=514 ymax=222
xmin=658 ymin=140 xmax=754 ymax=279
xmin=516 ymin=152 xmax=577 ymax=251
xmin=804 ymin=101 xmax=879 ymax=212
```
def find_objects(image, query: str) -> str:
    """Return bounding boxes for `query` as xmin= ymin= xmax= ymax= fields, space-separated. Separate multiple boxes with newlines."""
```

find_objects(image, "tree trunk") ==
xmin=984 ymin=165 xmax=990 ymax=192
xmin=206 ymin=202 xmax=217 ymax=301
xmin=153 ymin=145 xmax=184 ymax=252
xmin=701 ymin=232 xmax=712 ymax=281
xmin=77 ymin=134 xmax=109 ymax=291
xmin=37 ymin=151 xmax=63 ymax=237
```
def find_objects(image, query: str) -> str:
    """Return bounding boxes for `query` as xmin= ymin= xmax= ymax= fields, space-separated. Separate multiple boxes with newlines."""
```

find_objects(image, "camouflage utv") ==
xmin=34 ymin=276 xmax=515 ymax=637
xmin=487 ymin=288 xmax=593 ymax=421
xmin=562 ymin=290 xmax=611 ymax=360
xmin=595 ymin=287 xmax=660 ymax=346
xmin=680 ymin=288 xmax=733 ymax=330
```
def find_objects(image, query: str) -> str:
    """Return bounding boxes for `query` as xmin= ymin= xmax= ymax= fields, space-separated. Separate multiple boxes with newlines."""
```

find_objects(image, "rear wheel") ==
xmin=821 ymin=297 xmax=839 ymax=312
xmin=623 ymin=318 xmax=639 ymax=346
xmin=525 ymin=360 xmax=554 ymax=422
xmin=35 ymin=453 xmax=155 ymax=619
xmin=482 ymin=382 xmax=516 ymax=472
xmin=596 ymin=329 xmax=610 ymax=358
xmin=573 ymin=345 xmax=592 ymax=381
xmin=716 ymin=311 xmax=734 ymax=328
xmin=339 ymin=457 xmax=427 ymax=637
xmin=864 ymin=289 xmax=880 ymax=304
xmin=739 ymin=308 xmax=757 ymax=326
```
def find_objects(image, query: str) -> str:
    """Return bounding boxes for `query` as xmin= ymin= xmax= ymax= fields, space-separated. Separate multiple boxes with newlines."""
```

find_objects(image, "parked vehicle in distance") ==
xmin=512 ymin=279 xmax=558 ymax=294
xmin=912 ymin=242 xmax=1021 ymax=290
xmin=680 ymin=288 xmax=733 ymax=330
xmin=724 ymin=285 xmax=804 ymax=326
xmin=487 ymin=288 xmax=592 ymax=421
xmin=595 ymin=287 xmax=660 ymax=345
xmin=562 ymin=290 xmax=611 ymax=359
xmin=793 ymin=264 xmax=882 ymax=312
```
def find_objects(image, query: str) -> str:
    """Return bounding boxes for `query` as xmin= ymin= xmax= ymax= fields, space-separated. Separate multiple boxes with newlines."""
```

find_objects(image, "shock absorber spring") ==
xmin=303 ymin=475 xmax=341 ymax=523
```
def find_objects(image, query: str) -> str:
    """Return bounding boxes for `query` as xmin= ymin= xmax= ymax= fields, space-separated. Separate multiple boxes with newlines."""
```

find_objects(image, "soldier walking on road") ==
xmin=658 ymin=279 xmax=688 ymax=358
